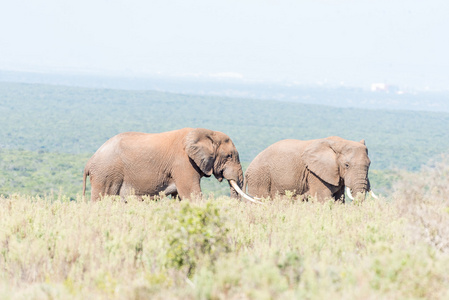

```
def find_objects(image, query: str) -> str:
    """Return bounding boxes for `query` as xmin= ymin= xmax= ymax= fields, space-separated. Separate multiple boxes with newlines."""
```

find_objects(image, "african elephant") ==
xmin=83 ymin=128 xmax=259 ymax=203
xmin=244 ymin=136 xmax=377 ymax=202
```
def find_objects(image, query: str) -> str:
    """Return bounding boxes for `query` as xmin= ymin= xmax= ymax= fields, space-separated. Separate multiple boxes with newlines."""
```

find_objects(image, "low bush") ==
xmin=164 ymin=200 xmax=231 ymax=276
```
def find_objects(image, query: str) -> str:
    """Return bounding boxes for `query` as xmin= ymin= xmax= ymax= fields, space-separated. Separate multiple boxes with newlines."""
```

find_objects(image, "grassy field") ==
xmin=1 ymin=81 xmax=449 ymax=298
xmin=1 ymin=156 xmax=449 ymax=299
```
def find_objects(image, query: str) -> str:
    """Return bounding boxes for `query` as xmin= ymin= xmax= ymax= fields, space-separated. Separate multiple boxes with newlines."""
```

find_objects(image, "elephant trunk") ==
xmin=226 ymin=166 xmax=244 ymax=199
xmin=216 ymin=159 xmax=261 ymax=205
xmin=224 ymin=165 xmax=263 ymax=205
xmin=346 ymin=171 xmax=369 ymax=201
xmin=367 ymin=178 xmax=378 ymax=199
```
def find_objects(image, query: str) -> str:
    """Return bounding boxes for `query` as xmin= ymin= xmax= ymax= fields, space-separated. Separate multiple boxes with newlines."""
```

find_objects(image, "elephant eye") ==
xmin=227 ymin=154 xmax=232 ymax=159
xmin=345 ymin=163 xmax=350 ymax=169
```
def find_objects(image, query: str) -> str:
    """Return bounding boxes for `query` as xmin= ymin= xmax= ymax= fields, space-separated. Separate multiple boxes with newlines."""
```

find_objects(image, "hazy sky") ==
xmin=1 ymin=0 xmax=448 ymax=90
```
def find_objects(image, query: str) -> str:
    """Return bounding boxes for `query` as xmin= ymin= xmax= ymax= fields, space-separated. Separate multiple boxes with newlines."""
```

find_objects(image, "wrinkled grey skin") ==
xmin=244 ymin=136 xmax=372 ymax=202
xmin=83 ymin=128 xmax=244 ymax=201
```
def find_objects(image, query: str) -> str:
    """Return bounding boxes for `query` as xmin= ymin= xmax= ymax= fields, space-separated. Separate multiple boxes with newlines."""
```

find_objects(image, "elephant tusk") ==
xmin=346 ymin=186 xmax=354 ymax=201
xmin=369 ymin=190 xmax=379 ymax=199
xmin=229 ymin=180 xmax=264 ymax=205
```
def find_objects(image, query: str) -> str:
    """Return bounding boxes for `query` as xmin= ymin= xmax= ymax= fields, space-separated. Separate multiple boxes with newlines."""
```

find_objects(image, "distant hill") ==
xmin=1 ymin=69 xmax=449 ymax=112
xmin=1 ymin=81 xmax=448 ymax=171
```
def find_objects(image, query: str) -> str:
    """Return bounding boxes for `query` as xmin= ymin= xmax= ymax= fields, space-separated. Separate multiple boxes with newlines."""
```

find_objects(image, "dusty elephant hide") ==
xmin=244 ymin=136 xmax=373 ymax=202
xmin=83 ymin=128 xmax=246 ymax=201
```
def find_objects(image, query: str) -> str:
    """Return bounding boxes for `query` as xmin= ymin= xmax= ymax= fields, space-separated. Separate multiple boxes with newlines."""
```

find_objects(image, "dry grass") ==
xmin=1 ymin=158 xmax=449 ymax=299
xmin=393 ymin=154 xmax=449 ymax=253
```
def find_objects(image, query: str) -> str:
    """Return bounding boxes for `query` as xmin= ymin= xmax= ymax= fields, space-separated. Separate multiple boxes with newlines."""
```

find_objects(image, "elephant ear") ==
xmin=184 ymin=128 xmax=215 ymax=176
xmin=301 ymin=139 xmax=340 ymax=186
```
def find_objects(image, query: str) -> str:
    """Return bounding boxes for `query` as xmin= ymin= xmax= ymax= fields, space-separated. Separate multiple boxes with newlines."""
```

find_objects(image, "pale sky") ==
xmin=1 ymin=0 xmax=448 ymax=90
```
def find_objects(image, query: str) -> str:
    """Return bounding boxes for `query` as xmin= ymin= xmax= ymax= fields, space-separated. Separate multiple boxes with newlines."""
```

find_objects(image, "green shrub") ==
xmin=276 ymin=250 xmax=303 ymax=287
xmin=164 ymin=200 xmax=231 ymax=276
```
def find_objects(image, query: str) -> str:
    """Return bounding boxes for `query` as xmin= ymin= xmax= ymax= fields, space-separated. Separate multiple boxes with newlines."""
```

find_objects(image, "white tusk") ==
xmin=229 ymin=180 xmax=264 ymax=205
xmin=346 ymin=186 xmax=354 ymax=200
xmin=369 ymin=190 xmax=379 ymax=199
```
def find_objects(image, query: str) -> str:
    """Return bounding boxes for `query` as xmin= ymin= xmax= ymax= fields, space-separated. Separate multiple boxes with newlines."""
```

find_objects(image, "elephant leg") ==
xmin=118 ymin=182 xmax=134 ymax=198
xmin=308 ymin=188 xmax=333 ymax=202
xmin=90 ymin=184 xmax=102 ymax=201
xmin=176 ymin=184 xmax=202 ymax=200
xmin=89 ymin=176 xmax=123 ymax=201
xmin=307 ymin=173 xmax=334 ymax=202
xmin=248 ymin=185 xmax=270 ymax=199
xmin=171 ymin=174 xmax=202 ymax=200
xmin=246 ymin=185 xmax=269 ymax=198
xmin=270 ymin=188 xmax=280 ymax=200
xmin=246 ymin=173 xmax=271 ymax=198
xmin=89 ymin=176 xmax=105 ymax=201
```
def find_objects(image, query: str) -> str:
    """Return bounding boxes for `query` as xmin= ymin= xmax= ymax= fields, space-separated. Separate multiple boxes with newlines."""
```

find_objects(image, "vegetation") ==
xmin=1 ymin=158 xmax=449 ymax=299
xmin=1 ymin=81 xmax=449 ymax=198
xmin=1 ymin=81 xmax=449 ymax=298
xmin=0 ymin=149 xmax=89 ymax=199
xmin=1 ymin=82 xmax=449 ymax=169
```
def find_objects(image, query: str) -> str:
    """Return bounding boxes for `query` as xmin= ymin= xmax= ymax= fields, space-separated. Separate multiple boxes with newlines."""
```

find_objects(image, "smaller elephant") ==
xmin=83 ymin=127 xmax=260 ymax=203
xmin=244 ymin=136 xmax=377 ymax=202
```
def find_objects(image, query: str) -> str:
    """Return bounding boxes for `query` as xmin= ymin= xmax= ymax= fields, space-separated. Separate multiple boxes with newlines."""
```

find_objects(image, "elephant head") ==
xmin=302 ymin=137 xmax=375 ymax=201
xmin=184 ymin=128 xmax=262 ymax=203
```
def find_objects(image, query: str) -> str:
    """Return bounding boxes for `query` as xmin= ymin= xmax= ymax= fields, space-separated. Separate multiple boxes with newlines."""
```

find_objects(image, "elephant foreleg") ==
xmin=307 ymin=173 xmax=334 ymax=202
xmin=171 ymin=174 xmax=202 ymax=200
xmin=176 ymin=183 xmax=202 ymax=200
xmin=246 ymin=172 xmax=271 ymax=199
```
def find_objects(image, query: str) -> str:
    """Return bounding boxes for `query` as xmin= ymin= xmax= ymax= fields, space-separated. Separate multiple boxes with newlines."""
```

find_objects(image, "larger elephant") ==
xmin=244 ymin=136 xmax=376 ymax=202
xmin=83 ymin=128 xmax=258 ymax=203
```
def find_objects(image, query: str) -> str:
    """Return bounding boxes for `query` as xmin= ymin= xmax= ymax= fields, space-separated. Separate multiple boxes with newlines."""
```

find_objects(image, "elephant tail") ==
xmin=82 ymin=166 xmax=89 ymax=197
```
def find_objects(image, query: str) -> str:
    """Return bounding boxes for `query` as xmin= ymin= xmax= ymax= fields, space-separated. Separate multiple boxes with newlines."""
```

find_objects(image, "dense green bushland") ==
xmin=0 ymin=149 xmax=90 ymax=199
xmin=1 ymin=82 xmax=449 ymax=170
xmin=1 ymin=158 xmax=449 ymax=299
